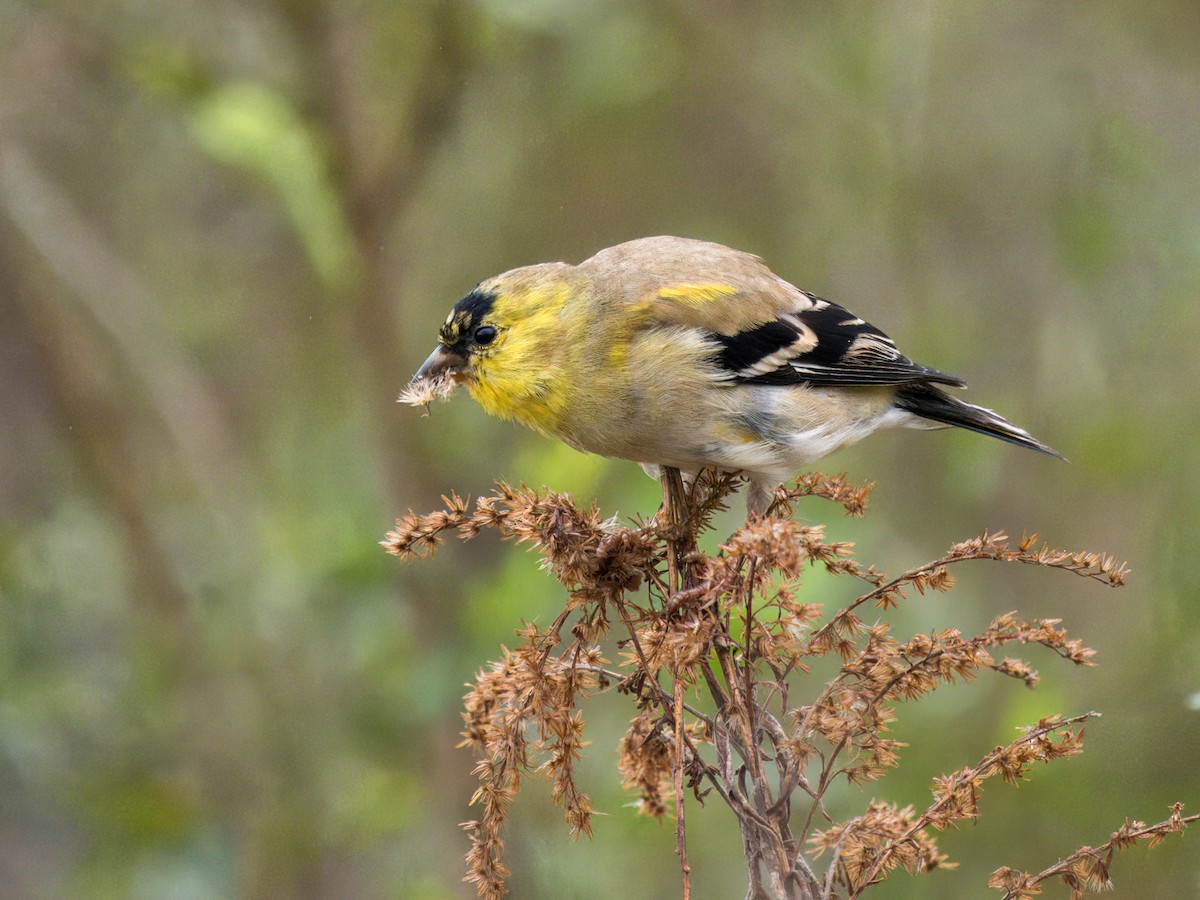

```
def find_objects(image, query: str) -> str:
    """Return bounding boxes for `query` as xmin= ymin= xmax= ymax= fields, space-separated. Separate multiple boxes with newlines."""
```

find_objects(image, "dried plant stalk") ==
xmin=383 ymin=471 xmax=1191 ymax=899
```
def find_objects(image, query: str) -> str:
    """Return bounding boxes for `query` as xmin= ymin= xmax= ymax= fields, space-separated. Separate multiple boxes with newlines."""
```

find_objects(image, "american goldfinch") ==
xmin=404 ymin=236 xmax=1061 ymax=514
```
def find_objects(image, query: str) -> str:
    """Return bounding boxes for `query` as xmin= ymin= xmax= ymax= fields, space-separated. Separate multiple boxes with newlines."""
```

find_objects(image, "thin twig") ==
xmin=662 ymin=468 xmax=692 ymax=899
xmin=675 ymin=675 xmax=691 ymax=897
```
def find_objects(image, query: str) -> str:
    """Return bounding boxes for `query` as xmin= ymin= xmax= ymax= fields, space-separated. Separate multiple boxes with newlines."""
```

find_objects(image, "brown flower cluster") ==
xmin=989 ymin=802 xmax=1198 ymax=899
xmin=383 ymin=471 xmax=1187 ymax=899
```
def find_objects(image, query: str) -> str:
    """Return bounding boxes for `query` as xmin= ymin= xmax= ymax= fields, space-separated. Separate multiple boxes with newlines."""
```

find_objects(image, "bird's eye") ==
xmin=473 ymin=325 xmax=498 ymax=346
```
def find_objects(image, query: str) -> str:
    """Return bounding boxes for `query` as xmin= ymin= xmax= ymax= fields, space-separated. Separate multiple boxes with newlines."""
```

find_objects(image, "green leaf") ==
xmin=189 ymin=82 xmax=358 ymax=291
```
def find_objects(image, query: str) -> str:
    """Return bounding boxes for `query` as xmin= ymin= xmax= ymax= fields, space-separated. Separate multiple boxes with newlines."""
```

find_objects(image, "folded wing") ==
xmin=711 ymin=295 xmax=967 ymax=388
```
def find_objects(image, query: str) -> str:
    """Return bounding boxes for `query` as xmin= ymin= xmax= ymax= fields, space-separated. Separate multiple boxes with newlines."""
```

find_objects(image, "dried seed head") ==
xmin=398 ymin=371 xmax=459 ymax=410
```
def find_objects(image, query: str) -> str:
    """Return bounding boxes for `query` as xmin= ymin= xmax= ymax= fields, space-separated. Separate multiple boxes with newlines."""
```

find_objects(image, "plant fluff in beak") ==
xmin=398 ymin=345 xmax=467 ymax=409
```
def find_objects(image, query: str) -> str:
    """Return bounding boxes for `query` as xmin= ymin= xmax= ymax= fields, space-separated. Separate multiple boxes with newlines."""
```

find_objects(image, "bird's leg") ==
xmin=746 ymin=479 xmax=773 ymax=520
xmin=660 ymin=466 xmax=689 ymax=596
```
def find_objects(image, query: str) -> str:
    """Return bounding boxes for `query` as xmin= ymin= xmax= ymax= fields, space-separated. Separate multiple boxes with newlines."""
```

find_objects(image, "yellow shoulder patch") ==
xmin=656 ymin=283 xmax=739 ymax=306
xmin=643 ymin=282 xmax=783 ymax=336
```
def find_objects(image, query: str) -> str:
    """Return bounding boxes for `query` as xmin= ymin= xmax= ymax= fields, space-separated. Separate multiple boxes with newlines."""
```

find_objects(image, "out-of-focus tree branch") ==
xmin=0 ymin=146 xmax=251 ymax=519
xmin=0 ymin=146 xmax=207 ymax=657
xmin=276 ymin=0 xmax=477 ymax=509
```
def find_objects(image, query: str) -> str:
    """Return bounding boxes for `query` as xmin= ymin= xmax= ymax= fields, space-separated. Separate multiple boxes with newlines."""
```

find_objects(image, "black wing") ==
xmin=711 ymin=296 xmax=966 ymax=388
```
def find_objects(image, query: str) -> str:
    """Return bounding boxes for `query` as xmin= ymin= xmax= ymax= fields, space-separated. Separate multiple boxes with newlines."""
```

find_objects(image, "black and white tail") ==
xmin=894 ymin=384 xmax=1065 ymax=461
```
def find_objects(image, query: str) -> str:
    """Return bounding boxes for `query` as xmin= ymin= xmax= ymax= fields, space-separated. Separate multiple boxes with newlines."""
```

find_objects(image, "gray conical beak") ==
xmin=412 ymin=345 xmax=468 ymax=383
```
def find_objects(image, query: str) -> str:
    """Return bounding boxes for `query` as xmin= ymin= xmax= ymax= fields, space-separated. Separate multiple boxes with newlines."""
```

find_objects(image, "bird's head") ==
xmin=401 ymin=263 xmax=577 ymax=423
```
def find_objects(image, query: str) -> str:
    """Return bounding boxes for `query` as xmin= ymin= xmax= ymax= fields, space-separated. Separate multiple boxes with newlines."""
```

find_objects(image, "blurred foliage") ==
xmin=0 ymin=1 xmax=1198 ymax=897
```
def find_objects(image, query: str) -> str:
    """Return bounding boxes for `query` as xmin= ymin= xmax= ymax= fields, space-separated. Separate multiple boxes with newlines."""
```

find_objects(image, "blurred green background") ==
xmin=2 ymin=1 xmax=1199 ymax=897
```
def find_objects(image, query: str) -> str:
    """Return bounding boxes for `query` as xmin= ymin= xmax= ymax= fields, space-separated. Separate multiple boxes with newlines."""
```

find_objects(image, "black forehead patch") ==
xmin=454 ymin=288 xmax=496 ymax=323
xmin=439 ymin=289 xmax=496 ymax=345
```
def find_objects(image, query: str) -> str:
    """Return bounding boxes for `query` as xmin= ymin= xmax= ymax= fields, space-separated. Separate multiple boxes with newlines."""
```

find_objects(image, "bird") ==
xmin=402 ymin=236 xmax=1062 ymax=515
